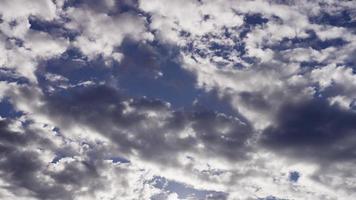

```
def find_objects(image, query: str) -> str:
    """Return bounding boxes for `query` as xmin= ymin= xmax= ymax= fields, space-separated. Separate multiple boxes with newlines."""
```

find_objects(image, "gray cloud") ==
xmin=0 ymin=119 xmax=71 ymax=199
xmin=38 ymin=84 xmax=253 ymax=164
xmin=261 ymin=98 xmax=356 ymax=162
xmin=1 ymin=0 xmax=356 ymax=199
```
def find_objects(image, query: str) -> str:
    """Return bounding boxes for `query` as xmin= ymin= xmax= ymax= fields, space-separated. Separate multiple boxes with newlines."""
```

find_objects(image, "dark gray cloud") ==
xmin=0 ymin=119 xmax=70 ymax=199
xmin=0 ymin=118 xmax=156 ymax=200
xmin=261 ymin=98 xmax=356 ymax=162
xmin=37 ymin=84 xmax=253 ymax=164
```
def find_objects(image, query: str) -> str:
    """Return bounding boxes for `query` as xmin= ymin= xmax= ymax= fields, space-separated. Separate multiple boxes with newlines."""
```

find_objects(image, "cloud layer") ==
xmin=0 ymin=0 xmax=356 ymax=199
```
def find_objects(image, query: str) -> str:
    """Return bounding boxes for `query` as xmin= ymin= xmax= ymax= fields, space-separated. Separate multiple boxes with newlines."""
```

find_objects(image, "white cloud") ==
xmin=0 ymin=0 xmax=57 ymax=21
xmin=65 ymin=7 xmax=152 ymax=61
xmin=0 ymin=0 xmax=356 ymax=199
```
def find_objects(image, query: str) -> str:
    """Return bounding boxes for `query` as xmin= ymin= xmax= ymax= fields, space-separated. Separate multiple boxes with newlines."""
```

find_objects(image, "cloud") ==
xmin=64 ymin=6 xmax=152 ymax=62
xmin=33 ymin=84 xmax=253 ymax=163
xmin=261 ymin=98 xmax=356 ymax=162
xmin=1 ymin=0 xmax=356 ymax=199
xmin=0 ymin=117 xmax=165 ymax=200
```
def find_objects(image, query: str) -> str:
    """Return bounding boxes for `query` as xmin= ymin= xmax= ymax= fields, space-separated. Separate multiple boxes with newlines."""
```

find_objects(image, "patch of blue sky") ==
xmin=238 ymin=13 xmax=269 ymax=39
xmin=29 ymin=17 xmax=79 ymax=41
xmin=244 ymin=13 xmax=269 ymax=26
xmin=0 ymin=68 xmax=29 ymax=84
xmin=289 ymin=171 xmax=300 ymax=183
xmin=37 ymin=49 xmax=111 ymax=88
xmin=309 ymin=9 xmax=356 ymax=28
xmin=0 ymin=98 xmax=23 ymax=118
xmin=266 ymin=30 xmax=348 ymax=51
xmin=37 ymin=39 xmax=242 ymax=118
xmin=107 ymin=156 xmax=130 ymax=164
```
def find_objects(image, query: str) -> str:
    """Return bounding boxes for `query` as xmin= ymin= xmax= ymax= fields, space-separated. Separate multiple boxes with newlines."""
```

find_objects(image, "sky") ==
xmin=0 ymin=0 xmax=355 ymax=199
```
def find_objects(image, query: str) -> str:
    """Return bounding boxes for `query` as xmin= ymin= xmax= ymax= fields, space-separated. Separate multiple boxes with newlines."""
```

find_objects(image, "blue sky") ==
xmin=0 ymin=0 xmax=356 ymax=200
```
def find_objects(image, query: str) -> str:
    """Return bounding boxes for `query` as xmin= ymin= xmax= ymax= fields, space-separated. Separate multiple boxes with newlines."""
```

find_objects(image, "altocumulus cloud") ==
xmin=0 ymin=0 xmax=356 ymax=199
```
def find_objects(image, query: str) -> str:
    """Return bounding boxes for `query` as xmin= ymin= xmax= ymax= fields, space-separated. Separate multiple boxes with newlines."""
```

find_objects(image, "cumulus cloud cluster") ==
xmin=0 ymin=0 xmax=356 ymax=199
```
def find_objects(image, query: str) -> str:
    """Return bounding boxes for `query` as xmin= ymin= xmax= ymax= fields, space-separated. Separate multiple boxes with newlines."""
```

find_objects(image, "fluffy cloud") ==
xmin=0 ymin=0 xmax=356 ymax=199
xmin=65 ymin=6 xmax=153 ymax=62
